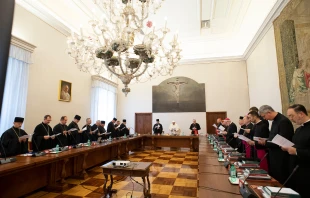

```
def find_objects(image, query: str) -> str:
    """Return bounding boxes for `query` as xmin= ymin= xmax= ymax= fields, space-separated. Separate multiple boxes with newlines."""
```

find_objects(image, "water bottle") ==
xmin=230 ymin=164 xmax=237 ymax=180
xmin=109 ymin=135 xmax=112 ymax=141
xmin=219 ymin=150 xmax=223 ymax=159
xmin=182 ymin=131 xmax=184 ymax=136
xmin=56 ymin=144 xmax=59 ymax=153
xmin=213 ymin=143 xmax=217 ymax=150
xmin=210 ymin=138 xmax=213 ymax=145
xmin=87 ymin=139 xmax=90 ymax=146
xmin=124 ymin=133 xmax=127 ymax=138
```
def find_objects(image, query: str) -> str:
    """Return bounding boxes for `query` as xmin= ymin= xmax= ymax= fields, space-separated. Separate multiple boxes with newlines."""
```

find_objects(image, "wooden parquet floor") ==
xmin=25 ymin=149 xmax=198 ymax=198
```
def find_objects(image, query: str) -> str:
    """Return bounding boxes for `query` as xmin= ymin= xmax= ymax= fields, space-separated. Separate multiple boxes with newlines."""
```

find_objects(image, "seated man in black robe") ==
xmin=282 ymin=104 xmax=310 ymax=197
xmin=153 ymin=119 xmax=163 ymax=135
xmin=107 ymin=118 xmax=117 ymax=138
xmin=67 ymin=115 xmax=83 ymax=145
xmin=32 ymin=115 xmax=55 ymax=151
xmin=53 ymin=116 xmax=69 ymax=147
xmin=190 ymin=119 xmax=201 ymax=135
xmin=0 ymin=117 xmax=29 ymax=157
xmin=120 ymin=119 xmax=130 ymax=137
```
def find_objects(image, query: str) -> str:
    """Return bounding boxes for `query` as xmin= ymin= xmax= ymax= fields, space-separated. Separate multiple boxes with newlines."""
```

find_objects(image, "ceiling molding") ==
xmin=16 ymin=0 xmax=72 ymax=37
xmin=11 ymin=35 xmax=36 ymax=53
xmin=15 ymin=0 xmax=288 ymax=64
xmin=243 ymin=0 xmax=289 ymax=60
xmin=179 ymin=55 xmax=244 ymax=65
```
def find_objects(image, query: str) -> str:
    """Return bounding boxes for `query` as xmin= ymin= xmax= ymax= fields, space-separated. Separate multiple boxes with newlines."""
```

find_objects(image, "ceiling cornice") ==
xmin=15 ymin=0 xmax=288 ymax=64
xmin=243 ymin=0 xmax=289 ymax=60
xmin=179 ymin=55 xmax=244 ymax=65
xmin=11 ymin=35 xmax=36 ymax=53
xmin=16 ymin=0 xmax=72 ymax=37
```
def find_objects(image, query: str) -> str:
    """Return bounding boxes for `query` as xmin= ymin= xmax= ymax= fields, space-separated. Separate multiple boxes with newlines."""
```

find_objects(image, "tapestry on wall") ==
xmin=152 ymin=76 xmax=206 ymax=112
xmin=274 ymin=0 xmax=310 ymax=113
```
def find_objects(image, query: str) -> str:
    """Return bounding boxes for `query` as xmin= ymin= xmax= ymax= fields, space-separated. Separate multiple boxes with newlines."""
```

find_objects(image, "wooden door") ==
xmin=206 ymin=112 xmax=227 ymax=134
xmin=135 ymin=113 xmax=152 ymax=135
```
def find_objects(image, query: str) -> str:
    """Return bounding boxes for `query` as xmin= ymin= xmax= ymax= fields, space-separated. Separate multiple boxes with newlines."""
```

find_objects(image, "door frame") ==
xmin=135 ymin=113 xmax=153 ymax=134
xmin=206 ymin=111 xmax=227 ymax=134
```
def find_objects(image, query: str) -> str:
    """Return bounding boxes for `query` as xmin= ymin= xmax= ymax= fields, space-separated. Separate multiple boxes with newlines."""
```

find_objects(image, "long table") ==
xmin=198 ymin=136 xmax=281 ymax=198
xmin=0 ymin=135 xmax=199 ymax=197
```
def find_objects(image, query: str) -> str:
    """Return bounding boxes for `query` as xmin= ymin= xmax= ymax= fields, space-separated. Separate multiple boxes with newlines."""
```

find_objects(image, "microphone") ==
xmin=259 ymin=153 xmax=268 ymax=165
xmin=239 ymin=170 xmax=256 ymax=198
xmin=31 ymin=135 xmax=46 ymax=157
xmin=274 ymin=165 xmax=299 ymax=198
xmin=55 ymin=133 xmax=68 ymax=151
xmin=69 ymin=131 xmax=81 ymax=148
xmin=0 ymin=138 xmax=17 ymax=164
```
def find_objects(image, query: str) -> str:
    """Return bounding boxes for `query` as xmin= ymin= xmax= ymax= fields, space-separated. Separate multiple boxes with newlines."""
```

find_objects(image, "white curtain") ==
xmin=0 ymin=45 xmax=31 ymax=135
xmin=90 ymin=77 xmax=117 ymax=123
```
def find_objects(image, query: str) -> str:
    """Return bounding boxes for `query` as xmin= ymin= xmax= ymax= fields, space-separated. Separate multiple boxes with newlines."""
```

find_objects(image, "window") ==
xmin=0 ymin=44 xmax=32 ymax=135
xmin=90 ymin=76 xmax=117 ymax=123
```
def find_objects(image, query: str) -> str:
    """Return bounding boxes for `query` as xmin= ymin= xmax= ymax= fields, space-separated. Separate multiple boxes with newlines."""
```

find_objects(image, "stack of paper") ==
xmin=271 ymin=134 xmax=294 ymax=147
xmin=218 ymin=126 xmax=225 ymax=131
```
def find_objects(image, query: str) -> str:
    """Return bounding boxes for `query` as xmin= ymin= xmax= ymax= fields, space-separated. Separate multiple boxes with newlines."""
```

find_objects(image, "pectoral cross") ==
xmin=167 ymin=78 xmax=187 ymax=103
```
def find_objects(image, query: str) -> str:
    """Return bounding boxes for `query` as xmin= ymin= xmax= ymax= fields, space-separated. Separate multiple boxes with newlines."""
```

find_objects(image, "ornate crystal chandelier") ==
xmin=66 ymin=0 xmax=182 ymax=96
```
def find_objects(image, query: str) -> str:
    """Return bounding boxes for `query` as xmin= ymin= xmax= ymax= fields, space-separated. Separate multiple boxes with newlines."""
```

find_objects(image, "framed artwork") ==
xmin=273 ymin=0 xmax=310 ymax=113
xmin=58 ymin=80 xmax=72 ymax=102
xmin=152 ymin=76 xmax=206 ymax=112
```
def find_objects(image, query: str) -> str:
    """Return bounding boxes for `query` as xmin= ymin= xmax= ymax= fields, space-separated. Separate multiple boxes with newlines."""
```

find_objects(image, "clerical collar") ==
xmin=301 ymin=119 xmax=310 ymax=126
xmin=256 ymin=120 xmax=262 ymax=124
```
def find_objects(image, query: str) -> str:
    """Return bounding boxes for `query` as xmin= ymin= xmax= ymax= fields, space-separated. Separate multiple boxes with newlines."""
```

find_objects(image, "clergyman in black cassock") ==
xmin=53 ymin=116 xmax=69 ymax=147
xmin=120 ymin=119 xmax=129 ymax=137
xmin=236 ymin=116 xmax=246 ymax=152
xmin=90 ymin=120 xmax=101 ymax=141
xmin=98 ymin=121 xmax=107 ymax=140
xmin=81 ymin=118 xmax=92 ymax=143
xmin=283 ymin=104 xmax=310 ymax=197
xmin=32 ymin=115 xmax=55 ymax=151
xmin=258 ymin=105 xmax=294 ymax=184
xmin=153 ymin=119 xmax=163 ymax=135
xmin=247 ymin=111 xmax=269 ymax=171
xmin=67 ymin=115 xmax=82 ymax=145
xmin=114 ymin=120 xmax=121 ymax=138
xmin=0 ymin=117 xmax=28 ymax=157
xmin=190 ymin=119 xmax=201 ymax=135
xmin=223 ymin=118 xmax=237 ymax=147
xmin=107 ymin=118 xmax=117 ymax=138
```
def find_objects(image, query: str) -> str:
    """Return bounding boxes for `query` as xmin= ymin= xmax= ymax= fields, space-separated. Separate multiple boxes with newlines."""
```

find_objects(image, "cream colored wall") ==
xmin=12 ymin=5 xmax=92 ymax=133
xmin=117 ymin=61 xmax=250 ymax=134
xmin=246 ymin=26 xmax=282 ymax=113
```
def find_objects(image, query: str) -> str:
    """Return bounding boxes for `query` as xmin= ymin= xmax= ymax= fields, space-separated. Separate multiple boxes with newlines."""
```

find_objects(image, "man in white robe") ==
xmin=169 ymin=121 xmax=180 ymax=135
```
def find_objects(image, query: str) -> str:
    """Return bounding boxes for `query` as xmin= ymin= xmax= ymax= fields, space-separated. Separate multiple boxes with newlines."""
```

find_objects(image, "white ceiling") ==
xmin=16 ymin=0 xmax=288 ymax=63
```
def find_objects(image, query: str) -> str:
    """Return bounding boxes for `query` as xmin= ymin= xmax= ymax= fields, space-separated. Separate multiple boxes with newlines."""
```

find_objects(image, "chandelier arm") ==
xmin=108 ymin=0 xmax=118 ymax=25
xmin=130 ymin=59 xmax=144 ymax=75
xmin=117 ymin=53 xmax=126 ymax=75
xmin=104 ymin=60 xmax=120 ymax=78
xmin=134 ymin=64 xmax=149 ymax=78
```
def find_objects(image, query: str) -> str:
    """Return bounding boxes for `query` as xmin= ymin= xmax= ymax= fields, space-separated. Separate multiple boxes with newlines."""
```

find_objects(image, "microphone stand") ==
xmin=31 ymin=136 xmax=46 ymax=157
xmin=69 ymin=130 xmax=81 ymax=148
xmin=0 ymin=138 xmax=17 ymax=164
xmin=55 ymin=133 xmax=68 ymax=151
xmin=274 ymin=165 xmax=299 ymax=198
